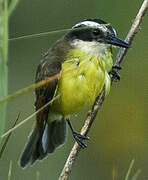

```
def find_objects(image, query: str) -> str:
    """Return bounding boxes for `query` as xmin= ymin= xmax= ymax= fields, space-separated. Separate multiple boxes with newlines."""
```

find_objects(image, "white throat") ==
xmin=71 ymin=39 xmax=109 ymax=57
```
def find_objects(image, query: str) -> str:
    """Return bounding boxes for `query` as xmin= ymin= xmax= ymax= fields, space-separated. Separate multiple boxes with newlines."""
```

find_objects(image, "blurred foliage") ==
xmin=0 ymin=0 xmax=148 ymax=179
xmin=0 ymin=0 xmax=9 ymax=145
xmin=0 ymin=0 xmax=19 ymax=145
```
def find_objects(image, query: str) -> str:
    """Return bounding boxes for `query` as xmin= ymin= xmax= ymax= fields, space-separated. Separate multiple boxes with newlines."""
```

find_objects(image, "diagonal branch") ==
xmin=59 ymin=0 xmax=148 ymax=179
xmin=114 ymin=0 xmax=148 ymax=66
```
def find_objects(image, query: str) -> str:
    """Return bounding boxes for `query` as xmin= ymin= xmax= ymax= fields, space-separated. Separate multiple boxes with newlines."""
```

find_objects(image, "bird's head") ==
xmin=65 ymin=19 xmax=129 ymax=55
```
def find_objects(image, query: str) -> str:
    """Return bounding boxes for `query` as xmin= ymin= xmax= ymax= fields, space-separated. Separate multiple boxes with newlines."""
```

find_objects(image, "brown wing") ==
xmin=35 ymin=55 xmax=61 ymax=135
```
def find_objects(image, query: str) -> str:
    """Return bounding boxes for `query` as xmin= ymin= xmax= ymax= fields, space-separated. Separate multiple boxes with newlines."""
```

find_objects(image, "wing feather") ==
xmin=35 ymin=56 xmax=61 ymax=134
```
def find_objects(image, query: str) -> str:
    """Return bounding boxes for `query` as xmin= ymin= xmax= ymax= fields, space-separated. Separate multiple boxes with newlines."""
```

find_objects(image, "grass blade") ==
xmin=0 ymin=73 xmax=59 ymax=105
xmin=9 ymin=28 xmax=71 ymax=41
xmin=125 ymin=159 xmax=135 ymax=180
xmin=0 ymin=113 xmax=20 ymax=159
xmin=1 ymin=95 xmax=59 ymax=138
xmin=8 ymin=160 xmax=12 ymax=180
xmin=131 ymin=169 xmax=141 ymax=180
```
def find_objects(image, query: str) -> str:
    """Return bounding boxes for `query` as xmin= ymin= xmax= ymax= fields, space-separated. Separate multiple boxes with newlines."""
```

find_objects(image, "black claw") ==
xmin=109 ymin=69 xmax=120 ymax=82
xmin=73 ymin=132 xmax=89 ymax=140
xmin=74 ymin=135 xmax=87 ymax=148
xmin=112 ymin=65 xmax=122 ymax=70
xmin=67 ymin=119 xmax=89 ymax=148
xmin=73 ymin=131 xmax=89 ymax=148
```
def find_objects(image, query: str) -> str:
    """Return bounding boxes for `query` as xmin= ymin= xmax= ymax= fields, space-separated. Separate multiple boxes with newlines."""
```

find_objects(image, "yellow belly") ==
xmin=52 ymin=49 xmax=112 ymax=116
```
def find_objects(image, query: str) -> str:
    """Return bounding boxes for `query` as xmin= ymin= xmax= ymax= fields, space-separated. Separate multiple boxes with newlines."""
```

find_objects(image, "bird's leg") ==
xmin=67 ymin=119 xmax=89 ymax=148
xmin=109 ymin=65 xmax=122 ymax=82
xmin=110 ymin=70 xmax=120 ymax=81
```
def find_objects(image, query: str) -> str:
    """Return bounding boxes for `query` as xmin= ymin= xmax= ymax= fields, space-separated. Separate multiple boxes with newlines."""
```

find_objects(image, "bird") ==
xmin=20 ymin=19 xmax=129 ymax=168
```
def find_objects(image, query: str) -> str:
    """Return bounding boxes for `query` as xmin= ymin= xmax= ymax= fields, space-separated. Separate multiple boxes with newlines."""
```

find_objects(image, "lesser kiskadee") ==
xmin=20 ymin=19 xmax=129 ymax=167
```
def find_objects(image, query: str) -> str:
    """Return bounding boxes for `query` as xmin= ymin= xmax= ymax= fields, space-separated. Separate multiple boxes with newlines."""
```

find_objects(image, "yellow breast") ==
xmin=52 ymin=49 xmax=112 ymax=116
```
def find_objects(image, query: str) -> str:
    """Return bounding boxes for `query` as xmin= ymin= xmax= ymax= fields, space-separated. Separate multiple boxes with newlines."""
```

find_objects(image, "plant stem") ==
xmin=0 ymin=0 xmax=8 ymax=144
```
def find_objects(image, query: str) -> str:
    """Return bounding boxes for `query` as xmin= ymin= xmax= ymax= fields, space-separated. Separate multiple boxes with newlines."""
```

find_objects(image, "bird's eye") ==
xmin=92 ymin=29 xmax=101 ymax=36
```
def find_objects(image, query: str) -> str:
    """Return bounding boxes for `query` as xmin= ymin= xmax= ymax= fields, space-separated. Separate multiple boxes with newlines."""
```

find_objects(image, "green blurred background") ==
xmin=1 ymin=0 xmax=148 ymax=179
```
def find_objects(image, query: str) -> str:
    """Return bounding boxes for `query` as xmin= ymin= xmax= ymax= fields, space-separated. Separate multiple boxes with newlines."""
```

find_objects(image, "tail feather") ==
xmin=20 ymin=128 xmax=39 ymax=168
xmin=48 ymin=119 xmax=67 ymax=151
xmin=20 ymin=118 xmax=67 ymax=168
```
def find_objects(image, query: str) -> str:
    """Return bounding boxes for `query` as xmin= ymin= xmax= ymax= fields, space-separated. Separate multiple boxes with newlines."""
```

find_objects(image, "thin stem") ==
xmin=0 ymin=73 xmax=60 ymax=104
xmin=0 ymin=0 xmax=9 ymax=144
xmin=1 ymin=95 xmax=60 ymax=138
xmin=9 ymin=26 xmax=94 ymax=41
xmin=9 ymin=28 xmax=71 ymax=41
xmin=125 ymin=159 xmax=135 ymax=180
xmin=8 ymin=160 xmax=12 ymax=180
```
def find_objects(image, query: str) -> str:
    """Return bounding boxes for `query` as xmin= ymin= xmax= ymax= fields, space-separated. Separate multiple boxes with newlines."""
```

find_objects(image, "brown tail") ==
xmin=20 ymin=118 xmax=67 ymax=168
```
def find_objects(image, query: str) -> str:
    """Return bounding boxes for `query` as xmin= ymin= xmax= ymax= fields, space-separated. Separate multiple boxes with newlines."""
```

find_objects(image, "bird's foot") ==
xmin=109 ymin=65 xmax=122 ymax=82
xmin=72 ymin=131 xmax=89 ymax=148
xmin=67 ymin=119 xmax=89 ymax=149
xmin=112 ymin=65 xmax=122 ymax=70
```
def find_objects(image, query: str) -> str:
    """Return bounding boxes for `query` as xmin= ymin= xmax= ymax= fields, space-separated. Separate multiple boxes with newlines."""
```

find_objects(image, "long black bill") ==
xmin=107 ymin=36 xmax=130 ymax=48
